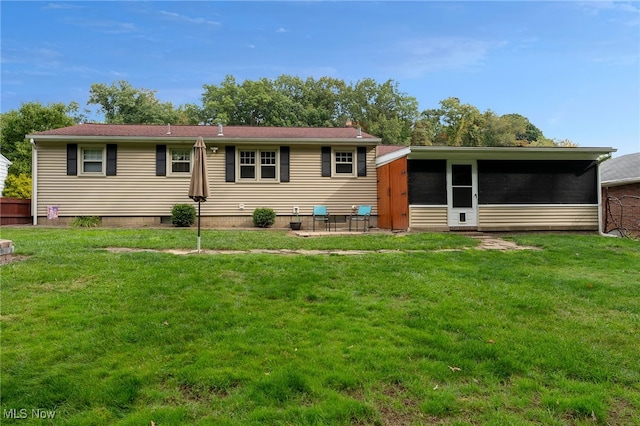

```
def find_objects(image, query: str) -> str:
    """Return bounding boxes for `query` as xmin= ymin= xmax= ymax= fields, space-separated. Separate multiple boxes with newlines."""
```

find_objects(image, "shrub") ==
xmin=70 ymin=216 xmax=101 ymax=228
xmin=2 ymin=173 xmax=32 ymax=198
xmin=253 ymin=208 xmax=276 ymax=228
xmin=171 ymin=204 xmax=196 ymax=227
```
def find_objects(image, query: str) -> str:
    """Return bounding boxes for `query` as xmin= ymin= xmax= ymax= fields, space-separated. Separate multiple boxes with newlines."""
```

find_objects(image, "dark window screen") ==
xmin=240 ymin=166 xmax=255 ymax=179
xmin=408 ymin=160 xmax=447 ymax=205
xmin=453 ymin=187 xmax=473 ymax=208
xmin=452 ymin=164 xmax=472 ymax=186
xmin=478 ymin=160 xmax=597 ymax=204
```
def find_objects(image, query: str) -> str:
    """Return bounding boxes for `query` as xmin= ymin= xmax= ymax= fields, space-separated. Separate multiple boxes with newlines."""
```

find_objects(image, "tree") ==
xmin=87 ymin=81 xmax=184 ymax=124
xmin=345 ymin=79 xmax=419 ymax=145
xmin=0 ymin=101 xmax=77 ymax=177
xmin=411 ymin=98 xmax=566 ymax=147
xmin=201 ymin=75 xmax=418 ymax=144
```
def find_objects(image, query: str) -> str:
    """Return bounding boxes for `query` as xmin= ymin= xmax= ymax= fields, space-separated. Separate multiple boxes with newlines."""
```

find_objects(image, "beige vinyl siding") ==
xmin=36 ymin=142 xmax=377 ymax=218
xmin=478 ymin=205 xmax=599 ymax=231
xmin=409 ymin=206 xmax=448 ymax=230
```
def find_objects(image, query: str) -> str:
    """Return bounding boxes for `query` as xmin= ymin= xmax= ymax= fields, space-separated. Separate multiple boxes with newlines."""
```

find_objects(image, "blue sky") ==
xmin=2 ymin=1 xmax=639 ymax=156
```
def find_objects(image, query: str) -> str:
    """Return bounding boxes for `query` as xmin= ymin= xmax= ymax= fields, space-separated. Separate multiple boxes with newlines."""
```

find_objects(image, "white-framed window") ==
xmin=80 ymin=146 xmax=105 ymax=176
xmin=334 ymin=149 xmax=356 ymax=176
xmin=239 ymin=150 xmax=256 ymax=179
xmin=261 ymin=151 xmax=277 ymax=179
xmin=169 ymin=147 xmax=191 ymax=175
xmin=238 ymin=149 xmax=278 ymax=181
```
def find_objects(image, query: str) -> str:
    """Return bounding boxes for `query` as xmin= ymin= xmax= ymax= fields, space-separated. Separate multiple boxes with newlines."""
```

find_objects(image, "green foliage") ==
xmin=412 ymin=97 xmax=558 ymax=147
xmin=201 ymin=75 xmax=418 ymax=144
xmin=70 ymin=216 xmax=101 ymax=227
xmin=88 ymin=81 xmax=188 ymax=125
xmin=2 ymin=173 xmax=31 ymax=198
xmin=252 ymin=207 xmax=276 ymax=228
xmin=0 ymin=101 xmax=77 ymax=177
xmin=171 ymin=203 xmax=196 ymax=227
xmin=4 ymin=78 xmax=573 ymax=153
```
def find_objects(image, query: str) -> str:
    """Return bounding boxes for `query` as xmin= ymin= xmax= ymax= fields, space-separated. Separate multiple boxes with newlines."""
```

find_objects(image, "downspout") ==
xmin=30 ymin=138 xmax=37 ymax=225
xmin=596 ymin=159 xmax=611 ymax=237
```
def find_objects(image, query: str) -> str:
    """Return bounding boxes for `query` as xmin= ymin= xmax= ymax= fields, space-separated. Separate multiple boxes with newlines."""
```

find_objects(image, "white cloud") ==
xmin=44 ymin=3 xmax=84 ymax=10
xmin=66 ymin=17 xmax=139 ymax=35
xmin=389 ymin=37 xmax=504 ymax=77
xmin=578 ymin=1 xmax=639 ymax=15
xmin=276 ymin=27 xmax=287 ymax=33
xmin=1 ymin=46 xmax=63 ymax=66
xmin=159 ymin=10 xmax=220 ymax=26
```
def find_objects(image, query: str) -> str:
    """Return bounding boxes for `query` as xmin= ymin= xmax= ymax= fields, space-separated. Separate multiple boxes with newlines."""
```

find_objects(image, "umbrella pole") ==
xmin=197 ymin=202 xmax=201 ymax=253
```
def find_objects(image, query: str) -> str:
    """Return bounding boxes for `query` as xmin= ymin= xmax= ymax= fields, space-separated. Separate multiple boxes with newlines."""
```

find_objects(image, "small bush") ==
xmin=171 ymin=204 xmax=196 ymax=227
xmin=253 ymin=208 xmax=276 ymax=228
xmin=70 ymin=216 xmax=101 ymax=228
xmin=2 ymin=173 xmax=32 ymax=198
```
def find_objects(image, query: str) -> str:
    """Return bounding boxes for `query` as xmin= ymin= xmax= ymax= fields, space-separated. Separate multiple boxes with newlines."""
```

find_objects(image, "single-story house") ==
xmin=600 ymin=152 xmax=640 ymax=236
xmin=376 ymin=145 xmax=616 ymax=233
xmin=27 ymin=124 xmax=381 ymax=227
xmin=27 ymin=123 xmax=616 ymax=232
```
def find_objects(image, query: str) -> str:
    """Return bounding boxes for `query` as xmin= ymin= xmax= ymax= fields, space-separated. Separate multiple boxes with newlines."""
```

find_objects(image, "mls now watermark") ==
xmin=3 ymin=408 xmax=57 ymax=419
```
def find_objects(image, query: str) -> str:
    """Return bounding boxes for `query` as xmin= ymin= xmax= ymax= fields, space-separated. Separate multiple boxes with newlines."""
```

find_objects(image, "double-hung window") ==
xmin=238 ymin=149 xmax=278 ymax=181
xmin=80 ymin=146 xmax=105 ymax=175
xmin=334 ymin=150 xmax=355 ymax=176
xmin=261 ymin=151 xmax=277 ymax=179
xmin=240 ymin=151 xmax=256 ymax=179
xmin=170 ymin=148 xmax=191 ymax=174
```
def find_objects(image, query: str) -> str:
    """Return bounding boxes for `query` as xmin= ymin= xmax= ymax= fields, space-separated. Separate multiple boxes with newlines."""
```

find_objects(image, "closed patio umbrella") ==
xmin=188 ymin=136 xmax=210 ymax=252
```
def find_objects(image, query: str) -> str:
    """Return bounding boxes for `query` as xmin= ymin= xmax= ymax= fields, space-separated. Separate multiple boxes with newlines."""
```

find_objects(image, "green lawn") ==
xmin=1 ymin=229 xmax=639 ymax=425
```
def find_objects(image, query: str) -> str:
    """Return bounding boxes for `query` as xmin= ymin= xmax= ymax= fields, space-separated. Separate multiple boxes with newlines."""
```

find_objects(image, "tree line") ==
xmin=1 ymin=75 xmax=575 ymax=197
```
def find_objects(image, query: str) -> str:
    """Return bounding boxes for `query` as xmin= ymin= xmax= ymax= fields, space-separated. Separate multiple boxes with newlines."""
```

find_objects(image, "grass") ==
xmin=1 ymin=228 xmax=639 ymax=425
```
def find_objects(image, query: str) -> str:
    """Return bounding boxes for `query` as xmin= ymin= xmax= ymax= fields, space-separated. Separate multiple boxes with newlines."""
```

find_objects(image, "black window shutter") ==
xmin=106 ymin=144 xmax=117 ymax=176
xmin=225 ymin=146 xmax=235 ymax=182
xmin=357 ymin=147 xmax=367 ymax=177
xmin=156 ymin=145 xmax=166 ymax=176
xmin=67 ymin=144 xmax=77 ymax=175
xmin=280 ymin=146 xmax=290 ymax=182
xmin=321 ymin=146 xmax=331 ymax=177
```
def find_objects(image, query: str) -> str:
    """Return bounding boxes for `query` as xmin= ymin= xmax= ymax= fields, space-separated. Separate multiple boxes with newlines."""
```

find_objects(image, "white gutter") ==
xmin=24 ymin=134 xmax=382 ymax=146
xmin=376 ymin=147 xmax=411 ymax=167
xmin=601 ymin=177 xmax=640 ymax=188
xmin=597 ymin=159 xmax=604 ymax=235
xmin=30 ymin=138 xmax=37 ymax=225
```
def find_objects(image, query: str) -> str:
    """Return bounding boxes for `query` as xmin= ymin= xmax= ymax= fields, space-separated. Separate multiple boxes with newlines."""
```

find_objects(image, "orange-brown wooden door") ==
xmin=377 ymin=157 xmax=408 ymax=230
xmin=389 ymin=157 xmax=408 ymax=230
xmin=376 ymin=164 xmax=391 ymax=229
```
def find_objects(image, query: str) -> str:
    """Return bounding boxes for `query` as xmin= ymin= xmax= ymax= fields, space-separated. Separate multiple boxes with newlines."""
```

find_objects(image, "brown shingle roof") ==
xmin=30 ymin=123 xmax=379 ymax=140
xmin=377 ymin=145 xmax=408 ymax=156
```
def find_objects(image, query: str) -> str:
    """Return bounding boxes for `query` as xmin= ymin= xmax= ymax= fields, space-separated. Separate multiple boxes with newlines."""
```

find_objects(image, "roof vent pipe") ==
xmin=218 ymin=123 xmax=224 ymax=136
xmin=166 ymin=123 xmax=171 ymax=135
xmin=356 ymin=126 xmax=362 ymax=138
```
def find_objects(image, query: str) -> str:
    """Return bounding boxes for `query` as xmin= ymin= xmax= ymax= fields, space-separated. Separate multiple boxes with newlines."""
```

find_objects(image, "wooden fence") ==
xmin=1 ymin=198 xmax=32 ymax=225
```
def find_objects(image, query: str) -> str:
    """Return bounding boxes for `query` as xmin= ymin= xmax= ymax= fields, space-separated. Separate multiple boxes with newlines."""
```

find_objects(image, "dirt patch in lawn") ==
xmin=472 ymin=235 xmax=540 ymax=251
xmin=103 ymin=235 xmax=538 ymax=256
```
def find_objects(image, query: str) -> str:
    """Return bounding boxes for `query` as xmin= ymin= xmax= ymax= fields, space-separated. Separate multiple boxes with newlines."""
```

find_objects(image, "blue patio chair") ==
xmin=312 ymin=205 xmax=329 ymax=231
xmin=349 ymin=205 xmax=371 ymax=232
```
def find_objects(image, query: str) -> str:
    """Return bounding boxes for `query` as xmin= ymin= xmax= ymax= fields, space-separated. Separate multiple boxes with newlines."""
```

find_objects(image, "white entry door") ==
xmin=447 ymin=161 xmax=478 ymax=227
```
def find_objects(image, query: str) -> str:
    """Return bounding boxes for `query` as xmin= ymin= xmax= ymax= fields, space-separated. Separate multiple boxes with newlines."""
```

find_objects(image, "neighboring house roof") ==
xmin=28 ymin=123 xmax=380 ymax=143
xmin=0 ymin=153 xmax=11 ymax=166
xmin=600 ymin=152 xmax=640 ymax=187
